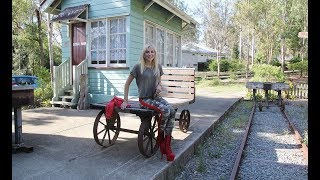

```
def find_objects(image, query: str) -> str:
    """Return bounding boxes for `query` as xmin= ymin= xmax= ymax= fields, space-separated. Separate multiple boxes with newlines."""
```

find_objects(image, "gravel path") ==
xmin=174 ymin=99 xmax=308 ymax=180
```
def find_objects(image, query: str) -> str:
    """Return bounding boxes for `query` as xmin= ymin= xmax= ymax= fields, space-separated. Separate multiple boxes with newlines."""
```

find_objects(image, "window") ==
xmin=90 ymin=21 xmax=107 ymax=65
xmin=156 ymin=28 xmax=165 ymax=65
xmin=90 ymin=17 xmax=127 ymax=67
xmin=109 ymin=18 xmax=126 ymax=65
xmin=145 ymin=24 xmax=155 ymax=45
xmin=166 ymin=33 xmax=173 ymax=66
xmin=145 ymin=22 xmax=181 ymax=67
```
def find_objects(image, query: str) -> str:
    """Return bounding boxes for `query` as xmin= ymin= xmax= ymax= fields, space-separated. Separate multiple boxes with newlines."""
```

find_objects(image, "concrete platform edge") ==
xmin=152 ymin=97 xmax=243 ymax=180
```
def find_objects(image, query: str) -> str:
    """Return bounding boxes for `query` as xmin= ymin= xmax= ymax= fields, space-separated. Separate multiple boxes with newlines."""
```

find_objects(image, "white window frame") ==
xmin=88 ymin=16 xmax=128 ymax=68
xmin=144 ymin=21 xmax=182 ymax=67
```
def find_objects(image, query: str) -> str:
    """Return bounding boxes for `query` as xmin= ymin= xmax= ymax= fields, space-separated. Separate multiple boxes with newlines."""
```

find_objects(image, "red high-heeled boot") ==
xmin=157 ymin=131 xmax=166 ymax=156
xmin=164 ymin=135 xmax=175 ymax=161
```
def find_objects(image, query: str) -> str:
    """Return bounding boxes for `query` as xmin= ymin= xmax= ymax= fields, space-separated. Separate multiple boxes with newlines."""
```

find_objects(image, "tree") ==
xmin=199 ymin=0 xmax=237 ymax=77
xmin=233 ymin=0 xmax=308 ymax=69
xmin=12 ymin=0 xmax=61 ymax=78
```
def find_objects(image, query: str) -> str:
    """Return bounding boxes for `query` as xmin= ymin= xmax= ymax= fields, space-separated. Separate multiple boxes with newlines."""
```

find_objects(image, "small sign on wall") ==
xmin=73 ymin=42 xmax=86 ymax=46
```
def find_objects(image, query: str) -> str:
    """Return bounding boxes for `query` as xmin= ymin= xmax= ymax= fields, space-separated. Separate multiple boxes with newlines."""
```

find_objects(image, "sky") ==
xmin=180 ymin=0 xmax=204 ymax=40
xmin=180 ymin=0 xmax=202 ymax=21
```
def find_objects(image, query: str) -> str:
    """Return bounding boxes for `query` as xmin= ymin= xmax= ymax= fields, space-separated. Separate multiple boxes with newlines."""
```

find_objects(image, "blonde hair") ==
xmin=139 ymin=44 xmax=160 ymax=76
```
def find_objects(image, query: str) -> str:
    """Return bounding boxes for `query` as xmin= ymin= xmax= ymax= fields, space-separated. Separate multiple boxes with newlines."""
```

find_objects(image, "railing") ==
xmin=52 ymin=59 xmax=71 ymax=101
xmin=72 ymin=59 xmax=88 ymax=103
xmin=52 ymin=58 xmax=88 ymax=103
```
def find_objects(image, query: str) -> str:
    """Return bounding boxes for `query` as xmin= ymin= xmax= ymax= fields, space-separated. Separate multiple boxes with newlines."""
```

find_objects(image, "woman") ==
xmin=120 ymin=44 xmax=176 ymax=161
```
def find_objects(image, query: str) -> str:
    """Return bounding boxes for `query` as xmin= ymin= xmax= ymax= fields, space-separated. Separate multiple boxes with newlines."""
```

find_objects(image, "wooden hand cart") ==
xmin=91 ymin=68 xmax=195 ymax=158
xmin=246 ymin=82 xmax=290 ymax=111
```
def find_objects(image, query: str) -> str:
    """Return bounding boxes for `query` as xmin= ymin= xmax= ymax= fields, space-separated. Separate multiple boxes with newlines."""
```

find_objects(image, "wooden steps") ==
xmin=51 ymin=89 xmax=78 ymax=109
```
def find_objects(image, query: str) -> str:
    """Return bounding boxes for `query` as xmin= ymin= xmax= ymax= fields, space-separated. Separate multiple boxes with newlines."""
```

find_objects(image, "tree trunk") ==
xmin=216 ymin=50 xmax=220 ymax=78
xmin=246 ymin=44 xmax=250 ymax=78
xmin=281 ymin=38 xmax=285 ymax=72
xmin=35 ymin=9 xmax=45 ymax=67
xmin=251 ymin=30 xmax=254 ymax=68
xmin=239 ymin=30 xmax=242 ymax=60
xmin=47 ymin=13 xmax=54 ymax=85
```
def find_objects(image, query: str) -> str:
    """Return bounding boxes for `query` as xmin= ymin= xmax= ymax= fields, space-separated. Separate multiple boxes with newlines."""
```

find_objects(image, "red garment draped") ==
xmin=105 ymin=96 xmax=130 ymax=119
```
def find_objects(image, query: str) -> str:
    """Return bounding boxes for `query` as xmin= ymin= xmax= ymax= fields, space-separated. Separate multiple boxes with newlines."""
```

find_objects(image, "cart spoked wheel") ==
xmin=138 ymin=115 xmax=159 ymax=157
xmin=93 ymin=110 xmax=120 ymax=147
xmin=179 ymin=109 xmax=190 ymax=133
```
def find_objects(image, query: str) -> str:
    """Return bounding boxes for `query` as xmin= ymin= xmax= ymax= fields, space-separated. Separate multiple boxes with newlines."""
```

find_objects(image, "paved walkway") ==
xmin=12 ymin=88 xmax=246 ymax=180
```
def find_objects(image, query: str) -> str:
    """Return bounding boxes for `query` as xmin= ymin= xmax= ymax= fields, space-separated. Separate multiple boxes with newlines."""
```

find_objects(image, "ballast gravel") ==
xmin=174 ymin=99 xmax=308 ymax=180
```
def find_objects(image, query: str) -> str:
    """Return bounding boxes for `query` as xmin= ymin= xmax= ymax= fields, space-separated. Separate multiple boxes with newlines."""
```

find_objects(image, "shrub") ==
xmin=250 ymin=64 xmax=286 ymax=82
xmin=287 ymin=60 xmax=308 ymax=77
xmin=34 ymin=83 xmax=53 ymax=107
xmin=33 ymin=66 xmax=53 ymax=107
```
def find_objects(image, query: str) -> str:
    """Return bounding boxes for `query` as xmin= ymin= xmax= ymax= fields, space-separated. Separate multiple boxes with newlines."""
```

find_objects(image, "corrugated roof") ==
xmin=51 ymin=4 xmax=89 ymax=22
xmin=182 ymin=43 xmax=218 ymax=55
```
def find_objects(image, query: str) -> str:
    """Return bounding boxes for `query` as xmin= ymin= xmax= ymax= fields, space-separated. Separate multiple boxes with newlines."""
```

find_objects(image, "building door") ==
xmin=71 ymin=22 xmax=86 ymax=85
xmin=72 ymin=22 xmax=86 ymax=66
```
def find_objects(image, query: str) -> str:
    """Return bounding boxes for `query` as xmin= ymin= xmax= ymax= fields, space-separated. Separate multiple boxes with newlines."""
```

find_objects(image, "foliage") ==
xmin=232 ymin=0 xmax=307 ymax=64
xmin=34 ymin=83 xmax=53 ymax=107
xmin=232 ymin=44 xmax=240 ymax=59
xmin=290 ymin=56 xmax=302 ymax=63
xmin=12 ymin=0 xmax=61 ymax=108
xmin=229 ymin=59 xmax=245 ymax=72
xmin=270 ymin=58 xmax=282 ymax=68
xmin=208 ymin=59 xmax=245 ymax=72
xmin=254 ymin=51 xmax=267 ymax=64
xmin=33 ymin=66 xmax=53 ymax=107
xmin=208 ymin=59 xmax=229 ymax=72
xmin=250 ymin=64 xmax=286 ymax=82
xmin=208 ymin=60 xmax=217 ymax=72
xmin=287 ymin=60 xmax=308 ymax=77
xmin=34 ymin=66 xmax=52 ymax=86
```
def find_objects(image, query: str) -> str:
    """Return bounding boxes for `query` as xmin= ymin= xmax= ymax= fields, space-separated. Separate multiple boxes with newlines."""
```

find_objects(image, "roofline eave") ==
xmin=151 ymin=0 xmax=198 ymax=26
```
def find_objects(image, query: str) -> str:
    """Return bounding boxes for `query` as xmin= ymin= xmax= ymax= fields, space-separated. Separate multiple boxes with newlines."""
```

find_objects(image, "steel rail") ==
xmin=229 ymin=101 xmax=255 ymax=180
xmin=281 ymin=110 xmax=308 ymax=162
xmin=229 ymin=101 xmax=308 ymax=180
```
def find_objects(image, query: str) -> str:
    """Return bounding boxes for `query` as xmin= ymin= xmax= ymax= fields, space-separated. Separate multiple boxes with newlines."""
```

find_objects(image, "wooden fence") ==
xmin=195 ymin=70 xmax=308 ymax=99
xmin=291 ymin=81 xmax=308 ymax=99
xmin=195 ymin=70 xmax=302 ymax=80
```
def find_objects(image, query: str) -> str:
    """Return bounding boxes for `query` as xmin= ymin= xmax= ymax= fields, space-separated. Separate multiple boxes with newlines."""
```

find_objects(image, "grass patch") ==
xmin=196 ymin=79 xmax=247 ymax=92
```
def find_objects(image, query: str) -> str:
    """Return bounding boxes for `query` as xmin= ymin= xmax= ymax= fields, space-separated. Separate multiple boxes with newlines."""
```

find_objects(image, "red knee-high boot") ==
xmin=157 ymin=130 xmax=165 ymax=156
xmin=164 ymin=135 xmax=175 ymax=161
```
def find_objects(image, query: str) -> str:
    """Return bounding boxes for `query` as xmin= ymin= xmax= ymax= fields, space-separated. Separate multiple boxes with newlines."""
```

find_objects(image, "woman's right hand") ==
xmin=120 ymin=101 xmax=128 ymax=110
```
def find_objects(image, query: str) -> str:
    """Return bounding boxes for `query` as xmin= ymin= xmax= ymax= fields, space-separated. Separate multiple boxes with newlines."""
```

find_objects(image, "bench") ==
xmin=91 ymin=68 xmax=195 ymax=158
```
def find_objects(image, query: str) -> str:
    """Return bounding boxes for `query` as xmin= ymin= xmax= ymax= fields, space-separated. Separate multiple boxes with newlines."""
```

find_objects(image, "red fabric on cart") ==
xmin=105 ymin=96 xmax=130 ymax=119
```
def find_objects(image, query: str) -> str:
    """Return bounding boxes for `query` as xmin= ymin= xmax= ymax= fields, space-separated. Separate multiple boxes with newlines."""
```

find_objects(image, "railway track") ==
xmin=230 ymin=101 xmax=308 ymax=180
xmin=175 ymin=98 xmax=308 ymax=180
